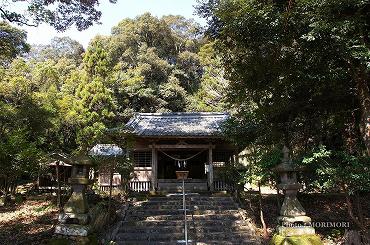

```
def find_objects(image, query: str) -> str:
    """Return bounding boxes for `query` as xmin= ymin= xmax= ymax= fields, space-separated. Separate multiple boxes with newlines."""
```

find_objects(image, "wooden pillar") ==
xmin=56 ymin=161 xmax=61 ymax=210
xmin=108 ymin=160 xmax=113 ymax=213
xmin=234 ymin=150 xmax=239 ymax=165
xmin=208 ymin=146 xmax=214 ymax=191
xmin=151 ymin=147 xmax=157 ymax=191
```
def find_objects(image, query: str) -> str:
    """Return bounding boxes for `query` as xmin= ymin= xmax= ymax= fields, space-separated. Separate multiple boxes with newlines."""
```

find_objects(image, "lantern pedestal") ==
xmin=271 ymin=234 xmax=323 ymax=245
xmin=55 ymin=155 xmax=92 ymax=238
xmin=55 ymin=224 xmax=90 ymax=237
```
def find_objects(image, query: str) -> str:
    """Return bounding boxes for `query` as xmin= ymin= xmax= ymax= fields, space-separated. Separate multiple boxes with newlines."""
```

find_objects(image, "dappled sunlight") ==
xmin=0 ymin=199 xmax=58 ymax=244
xmin=0 ymin=200 xmax=55 ymax=224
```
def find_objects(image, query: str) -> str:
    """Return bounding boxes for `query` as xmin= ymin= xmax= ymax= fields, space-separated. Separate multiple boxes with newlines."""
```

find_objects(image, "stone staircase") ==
xmin=157 ymin=179 xmax=208 ymax=192
xmin=112 ymin=193 xmax=261 ymax=244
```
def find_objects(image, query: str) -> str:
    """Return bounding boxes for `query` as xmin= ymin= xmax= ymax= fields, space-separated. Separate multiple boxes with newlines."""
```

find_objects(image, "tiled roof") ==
xmin=125 ymin=112 xmax=229 ymax=137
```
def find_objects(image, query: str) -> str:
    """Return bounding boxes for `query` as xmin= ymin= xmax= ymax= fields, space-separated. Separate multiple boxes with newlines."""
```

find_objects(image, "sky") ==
xmin=18 ymin=0 xmax=206 ymax=48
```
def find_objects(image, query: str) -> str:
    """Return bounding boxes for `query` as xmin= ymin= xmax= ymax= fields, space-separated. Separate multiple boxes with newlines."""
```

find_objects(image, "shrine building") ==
xmin=99 ymin=112 xmax=238 ymax=192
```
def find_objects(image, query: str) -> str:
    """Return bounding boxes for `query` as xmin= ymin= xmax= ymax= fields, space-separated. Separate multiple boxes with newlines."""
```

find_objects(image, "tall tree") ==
xmin=28 ymin=37 xmax=84 ymax=63
xmin=74 ymin=77 xmax=117 ymax=150
xmin=0 ymin=21 xmax=29 ymax=66
xmin=97 ymin=13 xmax=209 ymax=118
xmin=197 ymin=0 xmax=368 ymax=153
xmin=0 ymin=59 xmax=52 ymax=201
xmin=83 ymin=36 xmax=110 ymax=79
xmin=189 ymin=41 xmax=229 ymax=111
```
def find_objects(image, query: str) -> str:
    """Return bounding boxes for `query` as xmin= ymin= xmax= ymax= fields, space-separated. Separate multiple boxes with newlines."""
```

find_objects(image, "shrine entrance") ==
xmin=157 ymin=149 xmax=207 ymax=180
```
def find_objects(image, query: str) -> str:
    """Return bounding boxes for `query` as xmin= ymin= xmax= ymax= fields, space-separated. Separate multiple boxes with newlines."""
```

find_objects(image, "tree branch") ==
xmin=0 ymin=7 xmax=38 ymax=27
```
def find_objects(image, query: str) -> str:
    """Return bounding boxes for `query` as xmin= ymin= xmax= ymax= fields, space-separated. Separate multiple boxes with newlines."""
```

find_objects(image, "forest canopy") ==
xmin=0 ymin=14 xmax=228 ymax=190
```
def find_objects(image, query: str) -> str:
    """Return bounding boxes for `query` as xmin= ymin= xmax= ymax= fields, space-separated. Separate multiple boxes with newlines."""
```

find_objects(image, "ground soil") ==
xmin=0 ymin=195 xmax=58 ymax=245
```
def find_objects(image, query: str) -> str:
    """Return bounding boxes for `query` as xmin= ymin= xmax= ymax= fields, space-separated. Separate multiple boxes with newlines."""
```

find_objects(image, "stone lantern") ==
xmin=55 ymin=154 xmax=92 ymax=237
xmin=273 ymin=146 xmax=316 ymax=238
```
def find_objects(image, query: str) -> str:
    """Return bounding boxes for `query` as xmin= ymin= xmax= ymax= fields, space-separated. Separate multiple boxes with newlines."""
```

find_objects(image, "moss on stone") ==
xmin=48 ymin=238 xmax=71 ymax=245
xmin=270 ymin=234 xmax=323 ymax=245
xmin=86 ymin=234 xmax=98 ymax=245
xmin=64 ymin=193 xmax=88 ymax=213
xmin=0 ymin=196 xmax=5 ymax=206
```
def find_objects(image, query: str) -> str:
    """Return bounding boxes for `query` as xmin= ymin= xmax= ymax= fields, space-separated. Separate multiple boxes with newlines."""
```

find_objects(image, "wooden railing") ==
xmin=99 ymin=185 xmax=120 ymax=192
xmin=128 ymin=181 xmax=151 ymax=192
xmin=100 ymin=180 xmax=234 ymax=192
xmin=99 ymin=180 xmax=151 ymax=192
xmin=213 ymin=180 xmax=234 ymax=191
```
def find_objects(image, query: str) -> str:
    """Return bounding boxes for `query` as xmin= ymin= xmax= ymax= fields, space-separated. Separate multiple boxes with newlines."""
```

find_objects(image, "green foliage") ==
xmin=199 ymin=0 xmax=361 ymax=147
xmin=189 ymin=42 xmax=229 ymax=111
xmin=75 ymin=13 xmax=229 ymax=119
xmin=0 ymin=0 xmax=117 ymax=31
xmin=302 ymin=146 xmax=370 ymax=193
xmin=197 ymin=0 xmax=370 ymax=191
xmin=28 ymin=37 xmax=84 ymax=64
xmin=0 ymin=15 xmax=229 ymax=196
xmin=0 ymin=71 xmax=51 ymax=189
xmin=48 ymin=238 xmax=70 ymax=245
xmin=0 ymin=22 xmax=29 ymax=66
xmin=83 ymin=37 xmax=110 ymax=78
xmin=116 ymin=156 xmax=135 ymax=193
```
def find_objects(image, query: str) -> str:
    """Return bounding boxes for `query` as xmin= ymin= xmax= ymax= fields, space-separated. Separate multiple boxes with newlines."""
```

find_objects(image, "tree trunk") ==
xmin=10 ymin=182 xmax=16 ymax=195
xmin=354 ymin=67 xmax=370 ymax=155
xmin=344 ymin=191 xmax=365 ymax=231
xmin=3 ymin=175 xmax=8 ymax=206
xmin=343 ymin=230 xmax=362 ymax=245
xmin=355 ymin=191 xmax=365 ymax=228
xmin=258 ymin=181 xmax=268 ymax=238
xmin=344 ymin=191 xmax=370 ymax=242
xmin=345 ymin=192 xmax=359 ymax=227
xmin=36 ymin=167 xmax=40 ymax=191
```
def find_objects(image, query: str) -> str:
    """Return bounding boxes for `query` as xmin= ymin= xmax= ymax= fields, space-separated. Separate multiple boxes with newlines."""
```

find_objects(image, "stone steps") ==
xmin=141 ymin=201 xmax=236 ymax=206
xmin=147 ymin=196 xmax=234 ymax=201
xmin=132 ymin=206 xmax=238 ymax=212
xmin=196 ymin=240 xmax=260 ymax=245
xmin=126 ymin=209 xmax=241 ymax=217
xmin=116 ymin=241 xmax=255 ymax=245
xmin=113 ymin=193 xmax=260 ymax=244
xmin=125 ymin=213 xmax=245 ymax=221
xmin=115 ymin=230 xmax=198 ymax=242
xmin=157 ymin=180 xmax=208 ymax=192
xmin=121 ymin=219 xmax=251 ymax=227
xmin=116 ymin=241 xmax=197 ymax=245
xmin=119 ymin=224 xmax=253 ymax=233
xmin=195 ymin=231 xmax=254 ymax=239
